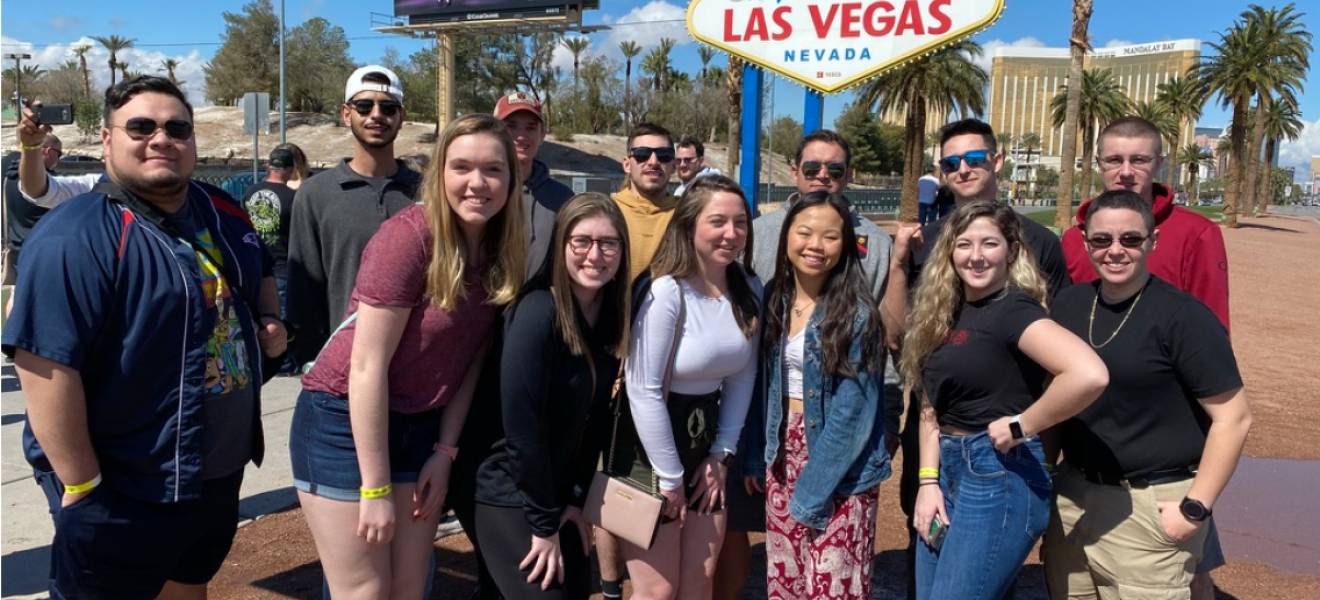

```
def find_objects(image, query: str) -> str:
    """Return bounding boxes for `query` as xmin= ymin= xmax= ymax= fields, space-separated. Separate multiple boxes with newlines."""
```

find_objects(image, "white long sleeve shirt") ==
xmin=625 ymin=274 xmax=761 ymax=490
xmin=22 ymin=173 xmax=102 ymax=208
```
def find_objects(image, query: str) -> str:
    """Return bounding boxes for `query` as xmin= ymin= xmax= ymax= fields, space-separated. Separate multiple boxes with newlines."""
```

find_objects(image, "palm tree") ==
xmin=1241 ymin=4 xmax=1310 ymax=218
xmin=92 ymin=34 xmax=135 ymax=89
xmin=117 ymin=60 xmax=130 ymax=83
xmin=1155 ymin=73 xmax=1205 ymax=186
xmin=697 ymin=45 xmax=715 ymax=80
xmin=859 ymin=40 xmax=988 ymax=221
xmin=560 ymin=37 xmax=590 ymax=91
xmin=1050 ymin=67 xmax=1129 ymax=201
xmin=1177 ymin=143 xmax=1214 ymax=205
xmin=1055 ymin=0 xmax=1092 ymax=229
xmin=160 ymin=58 xmax=181 ymax=85
xmin=1019 ymin=132 xmax=1043 ymax=200
xmin=619 ymin=40 xmax=641 ymax=125
xmin=640 ymin=51 xmax=664 ymax=92
xmin=72 ymin=44 xmax=93 ymax=99
xmin=1131 ymin=101 xmax=1177 ymax=148
xmin=995 ymin=132 xmax=1015 ymax=157
xmin=654 ymin=38 xmax=677 ymax=91
xmin=726 ymin=56 xmax=743 ymax=173
xmin=1257 ymin=97 xmax=1303 ymax=214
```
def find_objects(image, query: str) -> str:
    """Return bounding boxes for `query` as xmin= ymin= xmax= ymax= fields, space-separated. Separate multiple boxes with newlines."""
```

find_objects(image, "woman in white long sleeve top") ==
xmin=614 ymin=175 xmax=762 ymax=600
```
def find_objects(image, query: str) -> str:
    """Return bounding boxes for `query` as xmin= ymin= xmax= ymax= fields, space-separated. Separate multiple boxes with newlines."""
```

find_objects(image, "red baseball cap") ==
xmin=494 ymin=91 xmax=543 ymax=123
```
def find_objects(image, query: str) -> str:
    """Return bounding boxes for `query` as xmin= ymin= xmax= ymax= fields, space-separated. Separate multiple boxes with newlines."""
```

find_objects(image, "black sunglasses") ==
xmin=629 ymin=146 xmax=675 ymax=163
xmin=349 ymin=99 xmax=401 ymax=116
xmin=799 ymin=160 xmax=847 ymax=180
xmin=1086 ymin=234 xmax=1149 ymax=249
xmin=939 ymin=150 xmax=991 ymax=174
xmin=112 ymin=117 xmax=194 ymax=141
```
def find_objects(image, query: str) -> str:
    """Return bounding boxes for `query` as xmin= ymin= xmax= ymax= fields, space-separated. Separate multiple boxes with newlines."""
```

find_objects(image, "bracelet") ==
xmin=434 ymin=443 xmax=458 ymax=460
xmin=919 ymin=480 xmax=940 ymax=487
xmin=360 ymin=483 xmax=393 ymax=499
xmin=64 ymin=473 xmax=102 ymax=494
xmin=19 ymin=142 xmax=43 ymax=152
xmin=917 ymin=467 xmax=939 ymax=479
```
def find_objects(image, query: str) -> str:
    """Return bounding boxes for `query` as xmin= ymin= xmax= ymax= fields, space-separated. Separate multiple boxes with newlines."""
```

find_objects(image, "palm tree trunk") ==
xmin=1258 ymin=136 xmax=1277 ymax=214
xmin=1242 ymin=94 xmax=1268 ymax=218
xmin=901 ymin=91 xmax=927 ymax=222
xmin=108 ymin=55 xmax=117 ymax=89
xmin=726 ymin=58 xmax=743 ymax=175
xmin=1224 ymin=99 xmax=1248 ymax=228
xmin=1055 ymin=0 xmax=1091 ymax=229
xmin=624 ymin=61 xmax=633 ymax=127
xmin=1189 ymin=165 xmax=1200 ymax=205
xmin=1166 ymin=131 xmax=1181 ymax=190
xmin=1080 ymin=123 xmax=1097 ymax=200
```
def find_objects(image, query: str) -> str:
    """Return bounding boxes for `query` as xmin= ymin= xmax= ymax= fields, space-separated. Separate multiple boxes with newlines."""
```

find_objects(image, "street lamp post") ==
xmin=5 ymin=52 xmax=33 ymax=122
xmin=279 ymin=0 xmax=286 ymax=144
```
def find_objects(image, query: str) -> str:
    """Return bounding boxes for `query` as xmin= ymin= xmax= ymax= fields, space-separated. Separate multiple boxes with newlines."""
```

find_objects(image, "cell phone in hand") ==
xmin=35 ymin=104 xmax=75 ymax=126
xmin=928 ymin=518 xmax=948 ymax=551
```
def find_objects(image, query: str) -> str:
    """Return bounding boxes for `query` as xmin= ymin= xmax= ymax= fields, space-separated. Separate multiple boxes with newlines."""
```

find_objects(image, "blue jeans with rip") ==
xmin=915 ymin=431 xmax=1051 ymax=600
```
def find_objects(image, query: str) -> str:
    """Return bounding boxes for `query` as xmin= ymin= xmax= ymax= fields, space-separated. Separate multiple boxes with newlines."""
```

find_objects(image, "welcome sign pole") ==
xmin=688 ymin=0 xmax=1007 ymax=211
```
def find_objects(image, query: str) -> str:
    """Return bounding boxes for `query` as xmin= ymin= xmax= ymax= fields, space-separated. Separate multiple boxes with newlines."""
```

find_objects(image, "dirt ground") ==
xmin=209 ymin=213 xmax=1320 ymax=599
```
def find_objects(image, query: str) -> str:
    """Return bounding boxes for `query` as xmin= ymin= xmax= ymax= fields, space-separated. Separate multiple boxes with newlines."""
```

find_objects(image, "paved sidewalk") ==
xmin=1 ymin=370 xmax=305 ymax=599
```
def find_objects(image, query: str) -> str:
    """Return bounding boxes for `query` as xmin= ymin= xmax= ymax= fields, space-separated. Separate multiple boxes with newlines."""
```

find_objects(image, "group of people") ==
xmin=2 ymin=64 xmax=1250 ymax=600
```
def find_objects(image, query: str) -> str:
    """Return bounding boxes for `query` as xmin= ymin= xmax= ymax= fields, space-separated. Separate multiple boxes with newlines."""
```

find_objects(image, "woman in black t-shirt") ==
xmin=900 ymin=201 xmax=1107 ymax=600
xmin=453 ymin=193 xmax=632 ymax=599
xmin=1042 ymin=190 xmax=1252 ymax=598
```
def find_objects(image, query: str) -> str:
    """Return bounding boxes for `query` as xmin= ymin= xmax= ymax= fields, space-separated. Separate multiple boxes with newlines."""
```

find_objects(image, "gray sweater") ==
xmin=286 ymin=159 xmax=422 ymax=360
xmin=523 ymin=159 xmax=575 ymax=279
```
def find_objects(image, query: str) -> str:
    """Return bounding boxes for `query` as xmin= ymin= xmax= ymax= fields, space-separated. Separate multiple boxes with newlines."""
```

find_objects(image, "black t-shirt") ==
xmin=1053 ymin=276 xmax=1242 ymax=478
xmin=922 ymin=287 xmax=1048 ymax=431
xmin=240 ymin=181 xmax=297 ymax=279
xmin=911 ymin=209 xmax=1071 ymax=298
xmin=3 ymin=156 xmax=51 ymax=260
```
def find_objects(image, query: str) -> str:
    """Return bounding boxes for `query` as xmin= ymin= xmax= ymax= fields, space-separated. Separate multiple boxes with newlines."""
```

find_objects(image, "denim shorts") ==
xmin=289 ymin=389 xmax=441 ymax=501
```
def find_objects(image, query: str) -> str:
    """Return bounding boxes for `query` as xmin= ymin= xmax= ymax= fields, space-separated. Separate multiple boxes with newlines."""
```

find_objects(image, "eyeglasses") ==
xmin=938 ymin=150 xmax=991 ymax=174
xmin=111 ymin=117 xmax=194 ymax=142
xmin=1086 ymin=234 xmax=1149 ymax=249
xmin=46 ymin=147 xmax=63 ymax=157
xmin=567 ymin=235 xmax=622 ymax=257
xmin=675 ymin=156 xmax=701 ymax=165
xmin=629 ymin=146 xmax=675 ymax=163
xmin=1097 ymin=155 xmax=1157 ymax=172
xmin=349 ymin=99 xmax=401 ymax=116
xmin=799 ymin=160 xmax=847 ymax=180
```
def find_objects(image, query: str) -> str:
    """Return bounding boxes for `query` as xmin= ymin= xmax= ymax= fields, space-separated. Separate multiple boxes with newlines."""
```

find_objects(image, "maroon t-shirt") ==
xmin=302 ymin=204 xmax=498 ymax=413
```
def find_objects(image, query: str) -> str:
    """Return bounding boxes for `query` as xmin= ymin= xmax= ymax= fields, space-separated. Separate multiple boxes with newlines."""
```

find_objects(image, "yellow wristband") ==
xmin=64 ymin=473 xmax=102 ymax=494
xmin=360 ymin=484 xmax=393 ymax=499
xmin=19 ymin=142 xmax=43 ymax=152
xmin=918 ymin=467 xmax=940 ymax=479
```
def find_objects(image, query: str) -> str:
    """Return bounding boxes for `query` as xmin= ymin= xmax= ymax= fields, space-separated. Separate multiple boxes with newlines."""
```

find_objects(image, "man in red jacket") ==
xmin=1060 ymin=115 xmax=1230 ymax=599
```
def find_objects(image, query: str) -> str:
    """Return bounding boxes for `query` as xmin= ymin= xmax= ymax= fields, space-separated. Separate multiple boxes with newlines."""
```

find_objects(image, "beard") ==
xmin=352 ymin=118 xmax=399 ymax=149
xmin=107 ymin=156 xmax=192 ymax=206
xmin=632 ymin=173 xmax=670 ymax=198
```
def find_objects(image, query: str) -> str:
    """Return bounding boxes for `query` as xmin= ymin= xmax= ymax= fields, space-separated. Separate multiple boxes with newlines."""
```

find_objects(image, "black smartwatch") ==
xmin=1009 ymin=415 xmax=1027 ymax=441
xmin=1179 ymin=497 xmax=1212 ymax=522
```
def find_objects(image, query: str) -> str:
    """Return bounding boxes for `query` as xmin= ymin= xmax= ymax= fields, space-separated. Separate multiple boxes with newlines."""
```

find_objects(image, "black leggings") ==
xmin=455 ymin=503 xmax=591 ymax=600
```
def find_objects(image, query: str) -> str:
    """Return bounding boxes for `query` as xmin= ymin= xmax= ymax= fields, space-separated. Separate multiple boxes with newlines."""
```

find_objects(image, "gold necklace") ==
xmin=793 ymin=299 xmax=816 ymax=318
xmin=1087 ymin=287 xmax=1144 ymax=349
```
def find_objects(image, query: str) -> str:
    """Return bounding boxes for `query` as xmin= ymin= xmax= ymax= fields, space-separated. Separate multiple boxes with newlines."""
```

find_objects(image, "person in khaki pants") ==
xmin=1043 ymin=190 xmax=1253 ymax=600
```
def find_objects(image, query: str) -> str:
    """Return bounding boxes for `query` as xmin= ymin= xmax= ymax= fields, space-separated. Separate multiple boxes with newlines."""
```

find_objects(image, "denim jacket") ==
xmin=741 ymin=296 xmax=891 ymax=530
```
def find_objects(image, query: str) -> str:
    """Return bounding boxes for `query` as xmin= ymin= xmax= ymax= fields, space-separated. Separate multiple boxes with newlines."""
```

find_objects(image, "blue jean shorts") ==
xmin=289 ymin=389 xmax=441 ymax=501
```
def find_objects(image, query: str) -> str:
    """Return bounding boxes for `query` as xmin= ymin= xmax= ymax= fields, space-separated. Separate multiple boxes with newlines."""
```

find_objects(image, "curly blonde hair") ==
xmin=900 ymin=201 xmax=1048 ymax=386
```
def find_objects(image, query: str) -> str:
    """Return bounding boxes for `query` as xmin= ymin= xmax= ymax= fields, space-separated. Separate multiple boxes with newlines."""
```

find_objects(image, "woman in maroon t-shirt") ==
xmin=289 ymin=113 xmax=527 ymax=597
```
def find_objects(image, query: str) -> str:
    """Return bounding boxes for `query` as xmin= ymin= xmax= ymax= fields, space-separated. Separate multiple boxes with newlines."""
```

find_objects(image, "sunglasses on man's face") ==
xmin=112 ymin=117 xmax=195 ymax=142
xmin=629 ymin=146 xmax=675 ymax=163
xmin=349 ymin=99 xmax=401 ymax=116
xmin=1086 ymin=233 xmax=1149 ymax=249
xmin=939 ymin=150 xmax=992 ymax=174
xmin=799 ymin=160 xmax=846 ymax=180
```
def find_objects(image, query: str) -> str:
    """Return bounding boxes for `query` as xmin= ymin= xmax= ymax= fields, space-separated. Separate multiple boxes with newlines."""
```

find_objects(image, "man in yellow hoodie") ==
xmin=613 ymin=122 xmax=679 ymax=283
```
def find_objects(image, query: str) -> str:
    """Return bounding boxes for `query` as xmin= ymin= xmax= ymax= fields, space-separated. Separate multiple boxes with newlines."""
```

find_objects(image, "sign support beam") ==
xmin=738 ymin=64 xmax=763 ymax=215
xmin=804 ymin=90 xmax=824 ymax=134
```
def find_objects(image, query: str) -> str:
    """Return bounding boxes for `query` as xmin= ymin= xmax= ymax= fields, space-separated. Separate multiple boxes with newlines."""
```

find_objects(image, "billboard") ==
xmin=395 ymin=0 xmax=597 ymax=23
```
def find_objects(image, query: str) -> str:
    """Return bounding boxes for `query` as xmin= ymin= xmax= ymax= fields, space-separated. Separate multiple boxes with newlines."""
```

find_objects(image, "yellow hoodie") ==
xmin=612 ymin=186 xmax=679 ymax=283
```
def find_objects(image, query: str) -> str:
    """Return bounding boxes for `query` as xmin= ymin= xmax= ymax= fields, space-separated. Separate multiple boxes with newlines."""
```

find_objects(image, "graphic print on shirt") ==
xmin=194 ymin=228 xmax=252 ymax=395
xmin=245 ymin=189 xmax=282 ymax=247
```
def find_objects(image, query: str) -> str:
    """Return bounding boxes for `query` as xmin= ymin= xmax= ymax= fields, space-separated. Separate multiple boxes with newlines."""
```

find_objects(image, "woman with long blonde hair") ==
xmin=289 ymin=113 xmax=526 ymax=599
xmin=902 ymin=201 xmax=1107 ymax=600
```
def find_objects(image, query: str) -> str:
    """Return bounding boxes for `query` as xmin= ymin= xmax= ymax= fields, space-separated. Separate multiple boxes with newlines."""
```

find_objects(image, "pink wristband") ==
xmin=434 ymin=443 xmax=458 ymax=460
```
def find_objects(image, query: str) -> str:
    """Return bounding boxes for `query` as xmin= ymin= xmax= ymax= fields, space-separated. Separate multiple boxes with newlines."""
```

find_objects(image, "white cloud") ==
xmin=1102 ymin=39 xmax=1136 ymax=49
xmin=0 ymin=35 xmax=211 ymax=107
xmin=552 ymin=35 xmax=591 ymax=74
xmin=1279 ymin=118 xmax=1320 ymax=181
xmin=973 ymin=37 xmax=1047 ymax=74
xmin=599 ymin=1 xmax=692 ymax=58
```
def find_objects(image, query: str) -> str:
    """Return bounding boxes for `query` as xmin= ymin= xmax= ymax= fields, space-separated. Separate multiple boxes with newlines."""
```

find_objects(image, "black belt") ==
xmin=1073 ymin=464 xmax=1198 ymax=489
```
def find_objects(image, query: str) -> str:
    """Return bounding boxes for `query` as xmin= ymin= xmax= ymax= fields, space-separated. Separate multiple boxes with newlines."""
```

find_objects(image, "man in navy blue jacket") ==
xmin=2 ymin=76 xmax=285 ymax=600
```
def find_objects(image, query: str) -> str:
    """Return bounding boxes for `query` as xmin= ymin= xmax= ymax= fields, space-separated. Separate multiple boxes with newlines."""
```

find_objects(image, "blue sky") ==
xmin=2 ymin=0 xmax=1317 ymax=177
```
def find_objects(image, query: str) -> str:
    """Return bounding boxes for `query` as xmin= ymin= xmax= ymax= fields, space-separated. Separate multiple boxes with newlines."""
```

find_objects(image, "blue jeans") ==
xmin=919 ymin=203 xmax=936 ymax=226
xmin=915 ymin=431 xmax=1050 ymax=600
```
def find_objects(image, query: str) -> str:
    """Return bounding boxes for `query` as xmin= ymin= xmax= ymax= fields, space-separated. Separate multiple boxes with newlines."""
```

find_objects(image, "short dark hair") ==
xmin=104 ymin=75 xmax=193 ymax=126
xmin=793 ymin=129 xmax=852 ymax=167
xmin=1098 ymin=116 xmax=1163 ymax=156
xmin=1084 ymin=189 xmax=1156 ymax=233
xmin=627 ymin=122 xmax=673 ymax=150
xmin=677 ymin=136 xmax=705 ymax=157
xmin=939 ymin=118 xmax=997 ymax=155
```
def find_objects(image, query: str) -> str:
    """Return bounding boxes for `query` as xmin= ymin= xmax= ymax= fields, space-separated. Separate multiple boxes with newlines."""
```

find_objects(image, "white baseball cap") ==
xmin=344 ymin=65 xmax=404 ymax=103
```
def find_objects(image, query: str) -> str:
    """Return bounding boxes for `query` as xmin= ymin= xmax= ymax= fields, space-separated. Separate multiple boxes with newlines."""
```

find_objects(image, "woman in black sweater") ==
xmin=454 ymin=192 xmax=631 ymax=599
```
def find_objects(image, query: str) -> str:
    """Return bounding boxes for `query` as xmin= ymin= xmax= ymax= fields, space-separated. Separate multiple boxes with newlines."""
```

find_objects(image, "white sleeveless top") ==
xmin=782 ymin=328 xmax=805 ymax=399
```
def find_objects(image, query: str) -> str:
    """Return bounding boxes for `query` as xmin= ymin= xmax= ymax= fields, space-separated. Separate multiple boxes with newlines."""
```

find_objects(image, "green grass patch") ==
xmin=1025 ymin=210 xmax=1058 ymax=228
xmin=1185 ymin=205 xmax=1224 ymax=221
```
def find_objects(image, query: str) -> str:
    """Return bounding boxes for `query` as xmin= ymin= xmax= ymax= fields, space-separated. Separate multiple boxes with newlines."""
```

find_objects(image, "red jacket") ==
xmin=1061 ymin=183 xmax=1231 ymax=334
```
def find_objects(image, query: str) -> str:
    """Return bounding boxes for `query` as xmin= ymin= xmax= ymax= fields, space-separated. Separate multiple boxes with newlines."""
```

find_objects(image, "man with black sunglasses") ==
xmin=673 ymin=136 xmax=721 ymax=197
xmin=611 ymin=122 xmax=680 ymax=283
xmin=287 ymin=65 xmax=422 ymax=364
xmin=4 ymin=75 xmax=285 ymax=600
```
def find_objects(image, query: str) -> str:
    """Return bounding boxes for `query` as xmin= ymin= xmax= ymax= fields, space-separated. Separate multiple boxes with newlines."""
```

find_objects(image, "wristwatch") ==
xmin=712 ymin=449 xmax=735 ymax=466
xmin=1180 ymin=497 xmax=1212 ymax=522
xmin=1009 ymin=415 xmax=1028 ymax=441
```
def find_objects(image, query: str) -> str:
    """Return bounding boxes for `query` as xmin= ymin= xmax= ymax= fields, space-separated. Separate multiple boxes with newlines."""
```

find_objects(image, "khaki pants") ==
xmin=1043 ymin=465 xmax=1209 ymax=600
